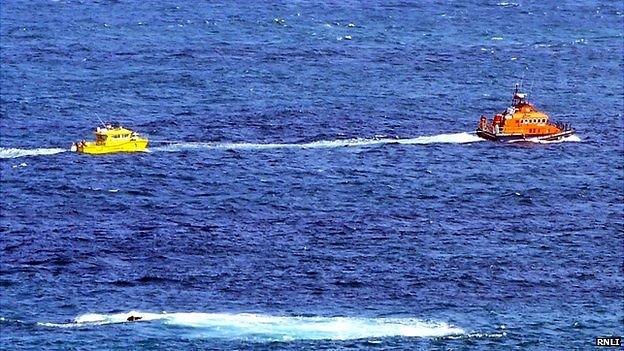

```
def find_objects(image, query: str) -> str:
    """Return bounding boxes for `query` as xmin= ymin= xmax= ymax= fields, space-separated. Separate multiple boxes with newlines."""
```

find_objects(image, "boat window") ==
xmin=96 ymin=134 xmax=107 ymax=145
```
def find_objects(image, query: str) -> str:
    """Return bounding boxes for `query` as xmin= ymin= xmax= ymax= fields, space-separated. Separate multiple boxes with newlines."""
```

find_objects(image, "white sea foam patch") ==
xmin=38 ymin=312 xmax=464 ymax=341
xmin=152 ymin=132 xmax=483 ymax=152
xmin=36 ymin=311 xmax=164 ymax=328
xmin=0 ymin=147 xmax=67 ymax=159
xmin=166 ymin=313 xmax=464 ymax=340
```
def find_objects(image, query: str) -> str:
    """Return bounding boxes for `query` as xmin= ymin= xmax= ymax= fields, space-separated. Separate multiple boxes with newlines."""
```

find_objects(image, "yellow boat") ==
xmin=71 ymin=124 xmax=148 ymax=154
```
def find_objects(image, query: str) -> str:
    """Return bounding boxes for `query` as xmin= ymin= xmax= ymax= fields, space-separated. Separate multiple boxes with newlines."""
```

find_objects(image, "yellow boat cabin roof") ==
xmin=95 ymin=124 xmax=136 ymax=137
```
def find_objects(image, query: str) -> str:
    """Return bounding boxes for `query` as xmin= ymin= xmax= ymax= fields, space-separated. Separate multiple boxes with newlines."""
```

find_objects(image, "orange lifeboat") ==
xmin=476 ymin=85 xmax=575 ymax=142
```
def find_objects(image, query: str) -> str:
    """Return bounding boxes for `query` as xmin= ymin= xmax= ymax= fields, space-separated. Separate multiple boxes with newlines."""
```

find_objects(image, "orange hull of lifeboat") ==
xmin=476 ymin=86 xmax=575 ymax=142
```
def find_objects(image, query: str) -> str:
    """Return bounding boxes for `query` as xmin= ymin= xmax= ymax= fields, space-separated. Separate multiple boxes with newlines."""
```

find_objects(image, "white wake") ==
xmin=38 ymin=311 xmax=464 ymax=341
xmin=0 ymin=147 xmax=67 ymax=159
xmin=152 ymin=132 xmax=484 ymax=152
xmin=0 ymin=132 xmax=580 ymax=158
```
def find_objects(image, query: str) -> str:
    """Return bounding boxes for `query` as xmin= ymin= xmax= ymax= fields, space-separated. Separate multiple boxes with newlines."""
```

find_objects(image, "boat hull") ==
xmin=74 ymin=139 xmax=149 ymax=154
xmin=476 ymin=129 xmax=575 ymax=142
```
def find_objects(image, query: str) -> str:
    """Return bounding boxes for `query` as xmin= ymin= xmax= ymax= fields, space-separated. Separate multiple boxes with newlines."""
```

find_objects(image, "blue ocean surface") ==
xmin=1 ymin=1 xmax=623 ymax=349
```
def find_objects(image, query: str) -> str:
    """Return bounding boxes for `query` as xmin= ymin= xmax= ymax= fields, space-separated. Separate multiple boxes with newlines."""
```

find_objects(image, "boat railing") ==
xmin=552 ymin=121 xmax=573 ymax=131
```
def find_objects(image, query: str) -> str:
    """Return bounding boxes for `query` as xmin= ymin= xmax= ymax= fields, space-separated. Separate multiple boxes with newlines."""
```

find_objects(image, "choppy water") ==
xmin=1 ymin=1 xmax=623 ymax=350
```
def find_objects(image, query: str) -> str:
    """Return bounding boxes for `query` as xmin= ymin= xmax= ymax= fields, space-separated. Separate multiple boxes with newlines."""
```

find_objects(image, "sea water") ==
xmin=0 ymin=1 xmax=622 ymax=350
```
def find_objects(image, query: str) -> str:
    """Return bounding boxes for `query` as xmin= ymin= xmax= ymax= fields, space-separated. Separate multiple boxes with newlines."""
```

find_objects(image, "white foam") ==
xmin=533 ymin=134 xmax=581 ymax=144
xmin=509 ymin=134 xmax=581 ymax=144
xmin=394 ymin=132 xmax=484 ymax=145
xmin=37 ymin=311 xmax=165 ymax=328
xmin=0 ymin=147 xmax=67 ymax=159
xmin=152 ymin=132 xmax=483 ymax=152
xmin=38 ymin=311 xmax=464 ymax=341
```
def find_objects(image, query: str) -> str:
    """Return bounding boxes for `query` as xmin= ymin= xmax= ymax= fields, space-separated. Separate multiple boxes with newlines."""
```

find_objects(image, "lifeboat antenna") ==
xmin=511 ymin=83 xmax=520 ymax=105
xmin=527 ymin=69 xmax=535 ymax=101
xmin=95 ymin=113 xmax=106 ymax=128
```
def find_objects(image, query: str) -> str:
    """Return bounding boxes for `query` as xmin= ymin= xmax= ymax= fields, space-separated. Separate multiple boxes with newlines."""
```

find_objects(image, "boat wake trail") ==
xmin=151 ymin=132 xmax=484 ymax=152
xmin=0 ymin=132 xmax=581 ymax=158
xmin=0 ymin=147 xmax=68 ymax=159
xmin=37 ymin=311 xmax=464 ymax=341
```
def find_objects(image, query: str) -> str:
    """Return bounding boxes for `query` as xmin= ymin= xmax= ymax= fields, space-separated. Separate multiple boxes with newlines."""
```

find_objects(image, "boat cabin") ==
xmin=94 ymin=125 xmax=138 ymax=145
xmin=479 ymin=88 xmax=560 ymax=136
